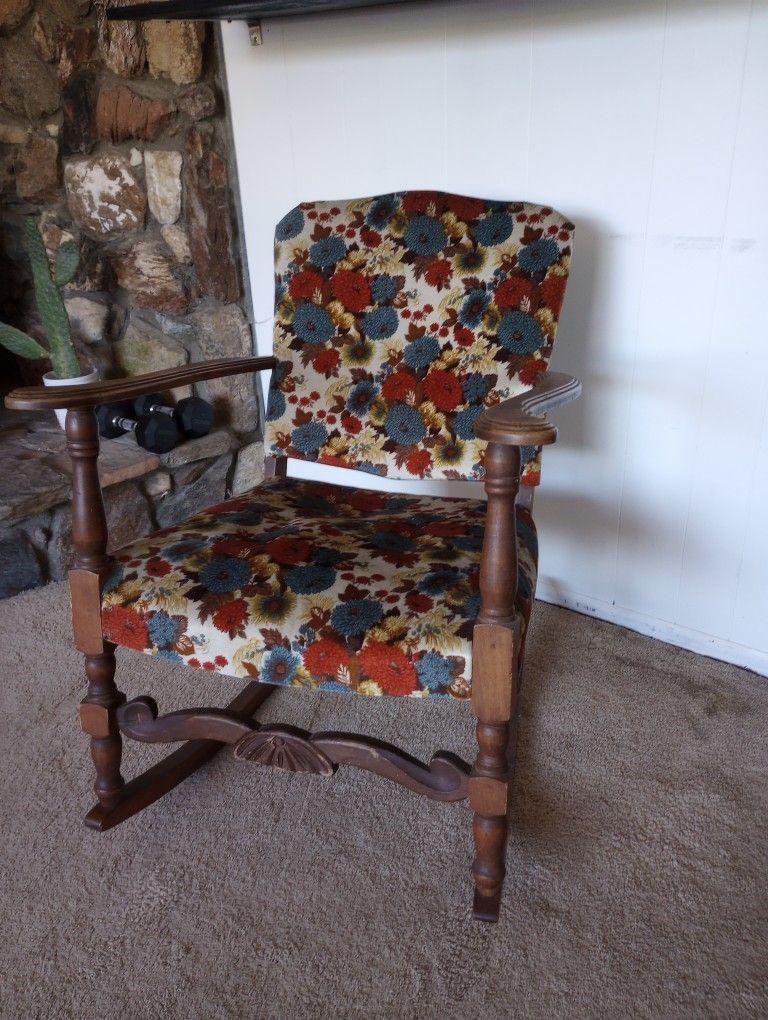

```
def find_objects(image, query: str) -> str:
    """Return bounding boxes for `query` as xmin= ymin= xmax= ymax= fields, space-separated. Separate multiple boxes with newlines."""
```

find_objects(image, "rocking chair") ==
xmin=6 ymin=191 xmax=581 ymax=922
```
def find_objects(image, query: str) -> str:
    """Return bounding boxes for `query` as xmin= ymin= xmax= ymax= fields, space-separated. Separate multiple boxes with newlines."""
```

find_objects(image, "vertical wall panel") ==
xmin=221 ymin=0 xmax=768 ymax=674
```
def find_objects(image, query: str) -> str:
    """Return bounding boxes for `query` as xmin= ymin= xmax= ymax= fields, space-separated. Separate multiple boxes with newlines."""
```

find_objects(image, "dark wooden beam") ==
xmin=107 ymin=0 xmax=437 ymax=23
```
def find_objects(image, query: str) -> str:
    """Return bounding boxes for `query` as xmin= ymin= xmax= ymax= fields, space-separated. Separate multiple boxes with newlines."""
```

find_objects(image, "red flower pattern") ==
xmin=289 ymin=269 xmax=324 ymax=301
xmin=331 ymin=269 xmax=372 ymax=312
xmin=102 ymin=605 xmax=148 ymax=652
xmin=312 ymin=348 xmax=340 ymax=374
xmin=304 ymin=638 xmax=350 ymax=678
xmin=213 ymin=599 xmax=249 ymax=636
xmin=424 ymin=370 xmax=463 ymax=412
xmin=359 ymin=641 xmax=418 ymax=696
xmin=382 ymin=371 xmax=418 ymax=402
xmin=424 ymin=260 xmax=453 ymax=288
xmin=495 ymin=276 xmax=534 ymax=310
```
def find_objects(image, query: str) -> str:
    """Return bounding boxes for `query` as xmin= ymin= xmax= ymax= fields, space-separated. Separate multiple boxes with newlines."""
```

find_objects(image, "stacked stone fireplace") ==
xmin=0 ymin=0 xmax=263 ymax=598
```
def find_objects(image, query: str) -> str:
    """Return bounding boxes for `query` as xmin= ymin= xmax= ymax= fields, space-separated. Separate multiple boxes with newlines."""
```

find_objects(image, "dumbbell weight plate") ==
xmin=176 ymin=397 xmax=214 ymax=438
xmin=133 ymin=393 xmax=166 ymax=419
xmin=96 ymin=401 xmax=135 ymax=439
xmin=135 ymin=411 xmax=180 ymax=454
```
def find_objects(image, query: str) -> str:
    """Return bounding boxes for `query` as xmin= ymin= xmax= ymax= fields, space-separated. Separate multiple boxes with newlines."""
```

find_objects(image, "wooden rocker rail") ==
xmin=84 ymin=679 xmax=276 ymax=831
xmin=114 ymin=684 xmax=470 ymax=806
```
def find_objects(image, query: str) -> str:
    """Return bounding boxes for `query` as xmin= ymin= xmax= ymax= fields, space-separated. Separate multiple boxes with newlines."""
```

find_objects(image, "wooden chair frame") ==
xmin=6 ymin=359 xmax=580 ymax=922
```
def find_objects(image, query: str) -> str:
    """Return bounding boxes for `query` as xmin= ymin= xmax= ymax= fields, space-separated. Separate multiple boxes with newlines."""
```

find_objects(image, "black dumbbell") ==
xmin=96 ymin=402 xmax=180 ymax=454
xmin=133 ymin=392 xmax=214 ymax=439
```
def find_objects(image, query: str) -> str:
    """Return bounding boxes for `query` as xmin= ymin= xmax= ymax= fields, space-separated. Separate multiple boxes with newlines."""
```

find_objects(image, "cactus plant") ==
xmin=0 ymin=219 xmax=83 ymax=379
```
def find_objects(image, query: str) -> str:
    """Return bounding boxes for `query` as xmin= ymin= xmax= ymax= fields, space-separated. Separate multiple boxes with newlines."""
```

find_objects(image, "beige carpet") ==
xmin=0 ymin=582 xmax=765 ymax=1020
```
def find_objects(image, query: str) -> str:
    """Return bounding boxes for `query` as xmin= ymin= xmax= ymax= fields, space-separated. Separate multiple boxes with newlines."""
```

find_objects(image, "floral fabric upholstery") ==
xmin=101 ymin=478 xmax=538 ymax=699
xmin=266 ymin=191 xmax=573 ymax=486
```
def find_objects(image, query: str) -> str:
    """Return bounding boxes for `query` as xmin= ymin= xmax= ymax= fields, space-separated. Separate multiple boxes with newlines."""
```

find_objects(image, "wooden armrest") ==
xmin=3 ymin=356 xmax=277 ymax=411
xmin=474 ymin=371 xmax=581 ymax=447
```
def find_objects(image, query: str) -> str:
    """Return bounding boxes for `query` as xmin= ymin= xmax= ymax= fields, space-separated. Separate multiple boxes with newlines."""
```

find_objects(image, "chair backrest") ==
xmin=265 ymin=191 xmax=573 ymax=485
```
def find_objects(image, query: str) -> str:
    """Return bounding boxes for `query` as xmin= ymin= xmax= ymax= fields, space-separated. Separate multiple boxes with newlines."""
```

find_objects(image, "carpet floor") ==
xmin=0 ymin=581 xmax=765 ymax=1019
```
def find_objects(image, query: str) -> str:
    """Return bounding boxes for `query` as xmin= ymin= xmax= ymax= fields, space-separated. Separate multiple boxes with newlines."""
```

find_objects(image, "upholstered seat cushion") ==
xmin=101 ymin=478 xmax=538 ymax=699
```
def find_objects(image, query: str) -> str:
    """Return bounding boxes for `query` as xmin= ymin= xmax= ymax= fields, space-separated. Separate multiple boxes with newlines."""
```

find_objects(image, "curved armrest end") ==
xmin=474 ymin=371 xmax=581 ymax=447
xmin=4 ymin=356 xmax=278 ymax=411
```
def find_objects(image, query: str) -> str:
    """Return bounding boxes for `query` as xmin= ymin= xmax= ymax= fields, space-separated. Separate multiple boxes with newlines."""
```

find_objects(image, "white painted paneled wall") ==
xmin=220 ymin=0 xmax=768 ymax=675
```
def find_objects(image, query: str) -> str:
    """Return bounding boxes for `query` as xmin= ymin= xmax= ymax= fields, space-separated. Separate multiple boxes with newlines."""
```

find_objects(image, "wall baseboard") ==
xmin=535 ymin=583 xmax=768 ymax=679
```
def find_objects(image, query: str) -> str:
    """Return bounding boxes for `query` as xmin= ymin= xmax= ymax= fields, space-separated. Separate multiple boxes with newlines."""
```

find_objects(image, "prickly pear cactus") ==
xmin=23 ymin=220 xmax=82 ymax=380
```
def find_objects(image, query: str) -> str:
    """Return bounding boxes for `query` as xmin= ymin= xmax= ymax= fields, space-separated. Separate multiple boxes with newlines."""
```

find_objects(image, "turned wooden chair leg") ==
xmin=80 ymin=646 xmax=126 ymax=810
xmin=65 ymin=407 xmax=127 ymax=815
xmin=471 ymin=716 xmax=512 ymax=920
xmin=470 ymin=442 xmax=521 ymax=922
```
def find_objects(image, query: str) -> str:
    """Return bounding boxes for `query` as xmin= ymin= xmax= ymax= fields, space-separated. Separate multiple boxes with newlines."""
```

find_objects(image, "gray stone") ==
xmin=60 ymin=69 xmax=95 ymax=156
xmin=96 ymin=0 xmax=145 ymax=78
xmin=15 ymin=134 xmax=59 ymax=203
xmin=111 ymin=240 xmax=187 ymax=314
xmin=39 ymin=211 xmax=75 ymax=258
xmin=0 ymin=114 xmax=28 ymax=144
xmin=64 ymin=295 xmax=108 ymax=345
xmin=13 ymin=510 xmax=53 ymax=553
xmin=0 ymin=452 xmax=70 ymax=523
xmin=177 ymin=82 xmax=216 ymax=121
xmin=57 ymin=25 xmax=95 ymax=84
xmin=72 ymin=236 xmax=110 ymax=292
xmin=0 ymin=37 xmax=60 ymax=120
xmin=31 ymin=10 xmax=58 ymax=63
xmin=0 ymin=148 xmax=14 ymax=193
xmin=160 ymin=429 xmax=233 ymax=468
xmin=144 ymin=149 xmax=182 ymax=225
xmin=0 ymin=531 xmax=43 ymax=599
xmin=95 ymin=85 xmax=175 ymax=143
xmin=142 ymin=469 xmax=171 ymax=498
xmin=161 ymin=222 xmax=192 ymax=263
xmin=64 ymin=154 xmax=146 ymax=238
xmin=0 ymin=0 xmax=32 ymax=34
xmin=190 ymin=304 xmax=257 ymax=432
xmin=49 ymin=0 xmax=91 ymax=22
xmin=184 ymin=127 xmax=239 ymax=303
xmin=113 ymin=313 xmax=188 ymax=377
xmin=232 ymin=440 xmax=264 ymax=495
xmin=157 ymin=454 xmax=230 ymax=528
xmin=144 ymin=20 xmax=204 ymax=85
xmin=49 ymin=480 xmax=153 ymax=579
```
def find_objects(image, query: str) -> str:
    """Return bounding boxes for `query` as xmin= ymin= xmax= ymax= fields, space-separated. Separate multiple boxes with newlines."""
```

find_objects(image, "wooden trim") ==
xmin=114 ymin=694 xmax=471 ymax=803
xmin=70 ymin=569 xmax=109 ymax=654
xmin=470 ymin=624 xmax=516 ymax=723
xmin=107 ymin=0 xmax=431 ymax=24
xmin=469 ymin=442 xmax=521 ymax=922
xmin=63 ymin=407 xmax=126 ymax=807
xmin=85 ymin=681 xmax=276 ymax=831
xmin=65 ymin=409 xmax=112 ymax=654
xmin=475 ymin=371 xmax=581 ymax=447
xmin=476 ymin=444 xmax=520 ymax=630
xmin=4 ymin=356 xmax=277 ymax=411
xmin=65 ymin=408 xmax=111 ymax=572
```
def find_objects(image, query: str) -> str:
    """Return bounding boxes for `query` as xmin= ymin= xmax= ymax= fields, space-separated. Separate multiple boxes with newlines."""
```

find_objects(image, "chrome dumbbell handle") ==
xmin=110 ymin=413 xmax=139 ymax=433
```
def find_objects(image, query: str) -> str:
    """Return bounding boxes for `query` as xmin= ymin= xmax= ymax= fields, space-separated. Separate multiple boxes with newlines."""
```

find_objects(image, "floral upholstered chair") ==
xmin=6 ymin=191 xmax=580 ymax=922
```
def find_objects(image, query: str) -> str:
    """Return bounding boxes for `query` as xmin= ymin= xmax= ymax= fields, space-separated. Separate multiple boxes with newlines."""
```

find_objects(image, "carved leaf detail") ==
xmin=233 ymin=730 xmax=334 ymax=776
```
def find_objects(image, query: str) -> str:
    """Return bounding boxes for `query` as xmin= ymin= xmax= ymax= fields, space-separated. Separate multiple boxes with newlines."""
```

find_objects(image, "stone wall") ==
xmin=0 ymin=0 xmax=265 ymax=597
xmin=0 ymin=408 xmax=264 ymax=598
